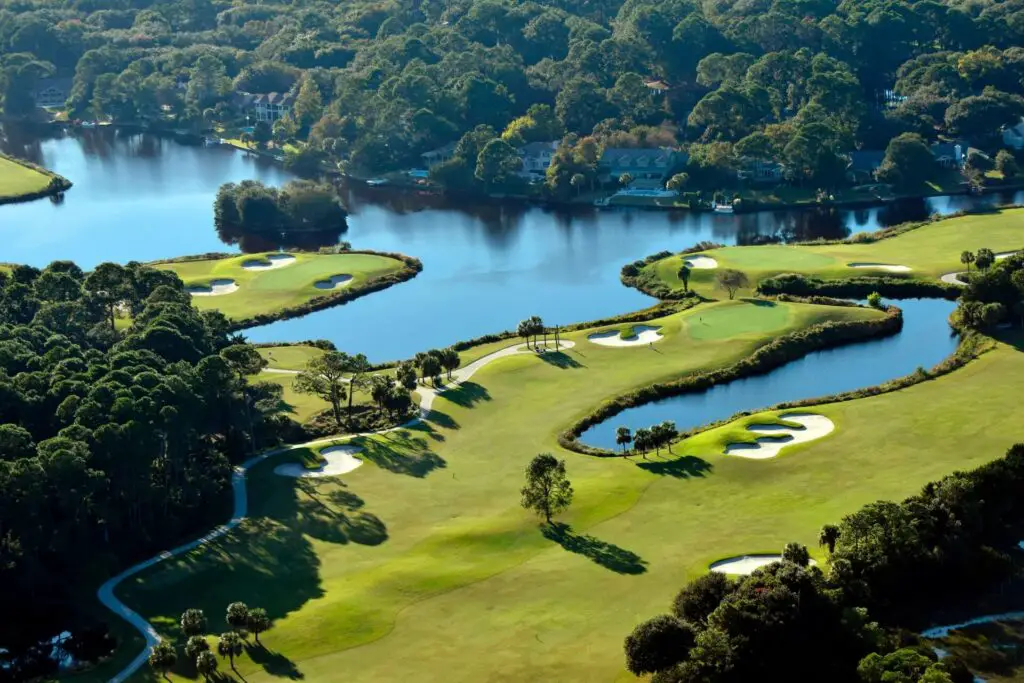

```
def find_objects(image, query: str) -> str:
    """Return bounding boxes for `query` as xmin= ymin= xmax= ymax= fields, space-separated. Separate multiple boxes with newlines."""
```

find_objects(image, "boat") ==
xmin=366 ymin=178 xmax=389 ymax=187
xmin=712 ymin=203 xmax=734 ymax=213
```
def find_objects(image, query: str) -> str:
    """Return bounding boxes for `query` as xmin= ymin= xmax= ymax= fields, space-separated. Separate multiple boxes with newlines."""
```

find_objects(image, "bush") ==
xmin=758 ymin=273 xmax=960 ymax=300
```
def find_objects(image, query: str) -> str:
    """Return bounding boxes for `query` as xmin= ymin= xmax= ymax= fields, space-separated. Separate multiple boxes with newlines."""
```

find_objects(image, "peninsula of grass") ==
xmin=641 ymin=208 xmax=1024 ymax=299
xmin=0 ymin=153 xmax=72 ymax=205
xmin=154 ymin=251 xmax=420 ymax=327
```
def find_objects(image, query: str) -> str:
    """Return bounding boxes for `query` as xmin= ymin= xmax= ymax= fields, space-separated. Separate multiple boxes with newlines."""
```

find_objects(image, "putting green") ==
xmin=686 ymin=299 xmax=792 ymax=340
xmin=155 ymin=252 xmax=406 ymax=321
xmin=0 ymin=155 xmax=52 ymax=200
xmin=649 ymin=208 xmax=1024 ymax=297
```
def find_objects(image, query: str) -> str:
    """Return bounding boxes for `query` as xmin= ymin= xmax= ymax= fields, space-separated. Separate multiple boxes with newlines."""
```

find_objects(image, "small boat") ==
xmin=593 ymin=196 xmax=611 ymax=207
xmin=366 ymin=178 xmax=389 ymax=187
xmin=203 ymin=136 xmax=221 ymax=146
xmin=712 ymin=203 xmax=734 ymax=213
xmin=80 ymin=121 xmax=97 ymax=129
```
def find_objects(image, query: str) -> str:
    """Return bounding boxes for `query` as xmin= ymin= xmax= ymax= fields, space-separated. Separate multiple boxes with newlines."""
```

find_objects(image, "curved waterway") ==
xmin=0 ymin=126 xmax=1009 ymax=361
xmin=580 ymin=298 xmax=959 ymax=449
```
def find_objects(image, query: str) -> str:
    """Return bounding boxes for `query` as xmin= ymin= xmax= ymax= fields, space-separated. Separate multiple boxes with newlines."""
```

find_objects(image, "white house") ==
xmin=1003 ymin=118 xmax=1024 ymax=150
xmin=517 ymin=141 xmax=558 ymax=176
xmin=245 ymin=92 xmax=294 ymax=123
xmin=930 ymin=142 xmax=964 ymax=168
xmin=420 ymin=142 xmax=457 ymax=168
xmin=33 ymin=77 xmax=72 ymax=108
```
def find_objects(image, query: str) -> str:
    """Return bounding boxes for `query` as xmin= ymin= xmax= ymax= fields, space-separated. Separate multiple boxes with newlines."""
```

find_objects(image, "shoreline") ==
xmin=0 ymin=151 xmax=73 ymax=206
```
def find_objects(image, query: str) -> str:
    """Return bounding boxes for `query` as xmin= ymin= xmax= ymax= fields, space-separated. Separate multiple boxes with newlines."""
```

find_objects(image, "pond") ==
xmin=0 ymin=126 xmax=1009 ymax=362
xmin=578 ymin=298 xmax=959 ymax=450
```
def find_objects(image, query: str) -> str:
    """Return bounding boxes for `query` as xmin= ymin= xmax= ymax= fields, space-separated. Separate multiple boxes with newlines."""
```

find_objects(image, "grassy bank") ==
xmin=0 ymin=153 xmax=71 ymax=204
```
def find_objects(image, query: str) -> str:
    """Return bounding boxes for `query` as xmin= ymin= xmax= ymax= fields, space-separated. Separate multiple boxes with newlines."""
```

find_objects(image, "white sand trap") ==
xmin=242 ymin=253 xmax=296 ymax=270
xmin=588 ymin=325 xmax=663 ymax=347
xmin=684 ymin=255 xmax=718 ymax=269
xmin=710 ymin=555 xmax=819 ymax=575
xmin=187 ymin=279 xmax=238 ymax=296
xmin=724 ymin=413 xmax=834 ymax=459
xmin=847 ymin=262 xmax=912 ymax=273
xmin=313 ymin=274 xmax=353 ymax=290
xmin=274 ymin=445 xmax=363 ymax=478
xmin=997 ymin=251 xmax=1020 ymax=260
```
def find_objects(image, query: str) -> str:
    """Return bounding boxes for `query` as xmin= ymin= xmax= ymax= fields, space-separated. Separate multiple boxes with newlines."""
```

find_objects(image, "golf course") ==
xmin=0 ymin=154 xmax=58 ymax=202
xmin=154 ymin=252 xmax=414 ymax=323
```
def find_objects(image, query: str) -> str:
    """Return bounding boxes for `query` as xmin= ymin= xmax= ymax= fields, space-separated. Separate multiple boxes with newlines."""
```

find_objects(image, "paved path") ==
xmin=939 ymin=251 xmax=1021 ymax=287
xmin=98 ymin=339 xmax=575 ymax=683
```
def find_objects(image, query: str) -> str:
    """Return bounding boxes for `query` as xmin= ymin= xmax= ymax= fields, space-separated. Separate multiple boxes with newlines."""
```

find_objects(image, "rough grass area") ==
xmin=648 ymin=208 xmax=1024 ymax=298
xmin=0 ymin=155 xmax=52 ymax=199
xmin=155 ymin=252 xmax=405 ymax=321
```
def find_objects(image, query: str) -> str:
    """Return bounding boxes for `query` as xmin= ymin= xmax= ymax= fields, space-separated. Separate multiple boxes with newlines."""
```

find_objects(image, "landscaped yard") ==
xmin=0 ymin=155 xmax=52 ymax=200
xmin=155 ymin=252 xmax=408 ymax=322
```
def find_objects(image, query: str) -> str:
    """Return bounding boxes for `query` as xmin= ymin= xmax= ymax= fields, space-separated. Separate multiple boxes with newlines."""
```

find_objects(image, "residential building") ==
xmin=1003 ymin=118 xmax=1024 ymax=150
xmin=738 ymin=158 xmax=785 ymax=182
xmin=242 ymin=92 xmax=294 ymax=123
xmin=644 ymin=80 xmax=671 ymax=96
xmin=420 ymin=142 xmax=457 ymax=168
xmin=517 ymin=141 xmax=558 ymax=176
xmin=599 ymin=147 xmax=684 ymax=182
xmin=33 ymin=77 xmax=72 ymax=108
xmin=846 ymin=150 xmax=885 ymax=183
xmin=930 ymin=142 xmax=964 ymax=168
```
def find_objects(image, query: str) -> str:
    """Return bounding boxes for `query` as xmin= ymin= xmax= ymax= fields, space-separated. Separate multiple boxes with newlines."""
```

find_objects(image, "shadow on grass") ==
xmin=443 ymin=381 xmax=491 ymax=408
xmin=246 ymin=642 xmax=304 ymax=679
xmin=296 ymin=480 xmax=388 ymax=546
xmin=359 ymin=433 xmax=446 ymax=477
xmin=637 ymin=455 xmax=712 ymax=479
xmin=424 ymin=408 xmax=459 ymax=430
xmin=742 ymin=298 xmax=778 ymax=307
xmin=537 ymin=351 xmax=585 ymax=369
xmin=542 ymin=523 xmax=647 ymax=575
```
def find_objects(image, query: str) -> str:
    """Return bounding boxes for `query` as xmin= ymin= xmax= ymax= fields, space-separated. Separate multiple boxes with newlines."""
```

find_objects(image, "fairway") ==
xmin=649 ymin=208 xmax=1024 ymax=297
xmin=156 ymin=252 xmax=407 ymax=321
xmin=0 ymin=155 xmax=52 ymax=200
xmin=257 ymin=345 xmax=325 ymax=370
xmin=686 ymin=299 xmax=792 ymax=340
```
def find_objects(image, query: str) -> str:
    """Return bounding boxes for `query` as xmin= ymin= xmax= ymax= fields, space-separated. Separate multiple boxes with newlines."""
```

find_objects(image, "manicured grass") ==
xmin=155 ymin=252 xmax=405 ymax=321
xmin=257 ymin=345 xmax=325 ymax=371
xmin=0 ymin=155 xmax=51 ymax=200
xmin=97 ymin=299 xmax=893 ymax=683
xmin=649 ymin=208 xmax=1024 ymax=297
xmin=253 ymin=369 xmax=400 ymax=424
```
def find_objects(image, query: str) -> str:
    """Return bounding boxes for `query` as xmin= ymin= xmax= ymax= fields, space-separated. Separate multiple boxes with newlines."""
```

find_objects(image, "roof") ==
xmin=599 ymin=147 xmax=679 ymax=167
xmin=644 ymin=80 xmax=670 ymax=90
xmin=35 ymin=77 xmax=73 ymax=93
xmin=250 ymin=92 xmax=294 ymax=106
xmin=930 ymin=142 xmax=961 ymax=157
xmin=848 ymin=150 xmax=885 ymax=172
xmin=518 ymin=141 xmax=557 ymax=155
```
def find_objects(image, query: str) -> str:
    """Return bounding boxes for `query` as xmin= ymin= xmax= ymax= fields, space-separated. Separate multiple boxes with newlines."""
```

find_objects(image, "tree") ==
xmin=293 ymin=78 xmax=324 ymax=130
xmin=196 ymin=650 xmax=218 ymax=682
xmin=960 ymin=250 xmax=976 ymax=274
xmin=520 ymin=453 xmax=573 ymax=524
xmin=615 ymin=426 xmax=632 ymax=452
xmin=782 ymin=542 xmax=811 ymax=566
xmin=624 ymin=614 xmax=695 ymax=675
xmin=369 ymin=375 xmax=393 ymax=414
xmin=517 ymin=319 xmax=533 ymax=349
xmin=225 ymin=601 xmax=249 ymax=634
xmin=342 ymin=353 xmax=371 ymax=427
xmin=666 ymin=172 xmax=689 ymax=195
xmin=217 ymin=631 xmax=244 ymax=670
xmin=184 ymin=635 xmax=209 ymax=662
xmin=396 ymin=361 xmax=418 ymax=391
xmin=672 ymin=572 xmax=732 ymax=625
xmin=818 ymin=524 xmax=840 ymax=554
xmin=247 ymin=607 xmax=271 ymax=644
xmin=420 ymin=353 xmax=442 ymax=386
xmin=294 ymin=353 xmax=348 ymax=430
xmin=995 ymin=149 xmax=1019 ymax=178
xmin=570 ymin=173 xmax=586 ymax=196
xmin=716 ymin=269 xmax=749 ymax=299
xmin=475 ymin=138 xmax=522 ymax=189
xmin=181 ymin=608 xmax=208 ymax=637
xmin=867 ymin=292 xmax=883 ymax=309
xmin=975 ymin=247 xmax=996 ymax=270
xmin=876 ymin=133 xmax=936 ymax=188
xmin=148 ymin=641 xmax=177 ymax=680
xmin=677 ymin=264 xmax=691 ymax=291
xmin=633 ymin=427 xmax=652 ymax=459
xmin=529 ymin=315 xmax=546 ymax=348
xmin=83 ymin=262 xmax=132 ymax=330
xmin=619 ymin=172 xmax=633 ymax=187
xmin=659 ymin=421 xmax=677 ymax=453
xmin=440 ymin=347 xmax=460 ymax=380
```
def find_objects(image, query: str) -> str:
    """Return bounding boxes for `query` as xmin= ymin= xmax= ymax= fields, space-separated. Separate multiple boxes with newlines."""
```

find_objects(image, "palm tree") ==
xmin=818 ymin=524 xmax=840 ymax=555
xmin=529 ymin=315 xmax=545 ymax=348
xmin=196 ymin=650 xmax=218 ymax=682
xmin=660 ymin=420 xmax=677 ymax=453
xmin=247 ymin=607 xmax=271 ymax=645
xmin=180 ymin=608 xmax=207 ymax=637
xmin=217 ymin=632 xmax=244 ymax=671
xmin=226 ymin=601 xmax=249 ymax=634
xmin=634 ymin=427 xmax=652 ymax=459
xmin=571 ymin=173 xmax=585 ymax=196
xmin=677 ymin=264 xmax=691 ymax=291
xmin=517 ymin=319 xmax=532 ymax=349
xmin=960 ymin=250 xmax=975 ymax=274
xmin=148 ymin=641 xmax=177 ymax=680
xmin=615 ymin=426 xmax=633 ymax=453
xmin=184 ymin=635 xmax=210 ymax=663
xmin=440 ymin=347 xmax=460 ymax=380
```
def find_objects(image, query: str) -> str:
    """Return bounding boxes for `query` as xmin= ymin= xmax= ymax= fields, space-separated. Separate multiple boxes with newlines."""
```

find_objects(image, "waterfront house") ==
xmin=517 ymin=141 xmax=558 ymax=176
xmin=240 ymin=92 xmax=294 ymax=123
xmin=33 ymin=77 xmax=72 ymax=108
xmin=846 ymin=150 xmax=885 ymax=183
xmin=599 ymin=147 xmax=684 ymax=182
xmin=420 ymin=142 xmax=457 ymax=168
xmin=1003 ymin=118 xmax=1024 ymax=150
xmin=737 ymin=158 xmax=784 ymax=182
xmin=930 ymin=142 xmax=964 ymax=168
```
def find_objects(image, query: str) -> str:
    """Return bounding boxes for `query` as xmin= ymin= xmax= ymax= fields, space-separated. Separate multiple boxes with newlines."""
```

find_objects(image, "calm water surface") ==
xmin=0 ymin=127 xmax=1009 ymax=362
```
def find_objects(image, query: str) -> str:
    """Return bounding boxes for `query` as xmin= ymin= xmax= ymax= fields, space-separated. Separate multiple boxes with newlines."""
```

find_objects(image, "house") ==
xmin=517 ymin=141 xmax=558 ymax=176
xmin=738 ymin=158 xmax=785 ymax=183
xmin=420 ymin=142 xmax=457 ymax=168
xmin=33 ymin=77 xmax=72 ymax=108
xmin=846 ymin=150 xmax=885 ymax=183
xmin=599 ymin=147 xmax=684 ymax=182
xmin=930 ymin=142 xmax=964 ymax=169
xmin=244 ymin=92 xmax=294 ymax=123
xmin=644 ymin=80 xmax=671 ymax=96
xmin=1002 ymin=118 xmax=1024 ymax=150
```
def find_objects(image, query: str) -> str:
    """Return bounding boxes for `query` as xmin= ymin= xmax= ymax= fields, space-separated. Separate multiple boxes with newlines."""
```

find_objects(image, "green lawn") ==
xmin=155 ymin=252 xmax=406 ymax=321
xmin=257 ymin=345 xmax=325 ymax=371
xmin=0 ymin=155 xmax=51 ymax=200
xmin=90 ymin=299 xmax=901 ymax=683
xmin=648 ymin=208 xmax=1024 ymax=298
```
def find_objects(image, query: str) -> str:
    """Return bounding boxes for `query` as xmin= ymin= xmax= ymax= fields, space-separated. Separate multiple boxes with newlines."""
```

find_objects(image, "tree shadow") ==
xmin=357 ymin=436 xmax=446 ymax=477
xmin=424 ymin=408 xmax=459 ymax=431
xmin=295 ymin=481 xmax=388 ymax=546
xmin=537 ymin=351 xmax=585 ymax=369
xmin=542 ymin=523 xmax=647 ymax=575
xmin=246 ymin=642 xmax=303 ymax=680
xmin=636 ymin=455 xmax=713 ymax=479
xmin=442 ymin=381 xmax=491 ymax=407
xmin=742 ymin=298 xmax=777 ymax=307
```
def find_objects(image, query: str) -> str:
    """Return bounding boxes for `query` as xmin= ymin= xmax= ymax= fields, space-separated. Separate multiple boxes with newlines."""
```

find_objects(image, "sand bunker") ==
xmin=314 ymin=274 xmax=354 ymax=290
xmin=941 ymin=272 xmax=967 ymax=286
xmin=274 ymin=444 xmax=363 ymax=478
xmin=847 ymin=262 xmax=912 ymax=273
xmin=724 ymin=413 xmax=834 ymax=459
xmin=684 ymin=255 xmax=718 ymax=269
xmin=588 ymin=325 xmax=663 ymax=347
xmin=242 ymin=254 xmax=296 ymax=270
xmin=187 ymin=279 xmax=238 ymax=296
xmin=710 ymin=555 xmax=819 ymax=575
xmin=997 ymin=251 xmax=1020 ymax=260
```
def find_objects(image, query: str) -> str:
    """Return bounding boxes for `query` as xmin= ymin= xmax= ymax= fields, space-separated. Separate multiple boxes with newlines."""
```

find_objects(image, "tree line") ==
xmin=951 ymin=250 xmax=1024 ymax=330
xmin=214 ymin=179 xmax=348 ymax=241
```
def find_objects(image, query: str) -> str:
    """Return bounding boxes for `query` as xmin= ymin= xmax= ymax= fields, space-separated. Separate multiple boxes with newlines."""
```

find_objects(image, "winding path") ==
xmin=97 ymin=339 xmax=575 ymax=683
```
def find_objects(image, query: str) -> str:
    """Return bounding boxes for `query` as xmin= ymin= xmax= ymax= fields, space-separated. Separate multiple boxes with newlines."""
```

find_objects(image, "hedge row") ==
xmin=757 ymin=272 xmax=961 ymax=300
xmin=559 ymin=304 xmax=904 ymax=457
xmin=250 ymin=339 xmax=336 ymax=351
xmin=0 ymin=152 xmax=73 ymax=206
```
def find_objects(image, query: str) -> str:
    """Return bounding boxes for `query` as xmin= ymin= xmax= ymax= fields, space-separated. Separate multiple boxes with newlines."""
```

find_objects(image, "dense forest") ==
xmin=3 ymin=0 xmax=1024 ymax=191
xmin=0 ymin=261 xmax=290 ymax=679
